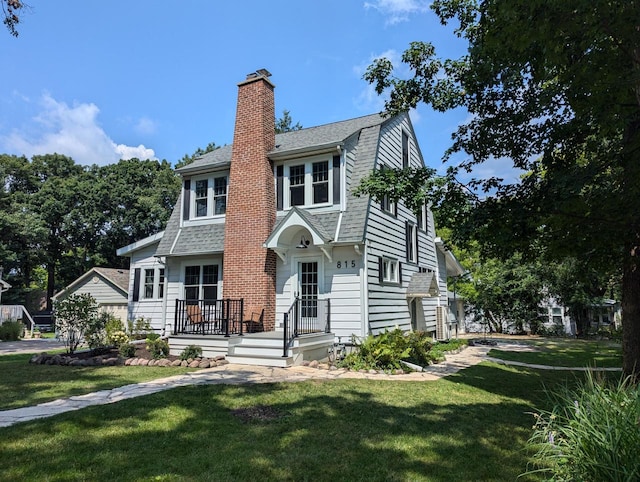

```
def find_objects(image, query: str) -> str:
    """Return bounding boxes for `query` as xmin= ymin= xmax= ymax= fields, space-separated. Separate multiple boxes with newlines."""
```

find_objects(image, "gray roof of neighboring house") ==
xmin=53 ymin=267 xmax=130 ymax=300
xmin=93 ymin=268 xmax=130 ymax=293
xmin=159 ymin=113 xmax=390 ymax=257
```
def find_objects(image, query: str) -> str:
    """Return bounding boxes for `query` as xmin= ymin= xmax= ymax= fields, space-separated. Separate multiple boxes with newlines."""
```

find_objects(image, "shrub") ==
xmin=53 ymin=294 xmax=99 ymax=354
xmin=0 ymin=320 xmax=24 ymax=341
xmin=105 ymin=316 xmax=125 ymax=342
xmin=525 ymin=371 xmax=640 ymax=481
xmin=146 ymin=335 xmax=169 ymax=359
xmin=128 ymin=317 xmax=152 ymax=340
xmin=341 ymin=329 xmax=411 ymax=371
xmin=84 ymin=311 xmax=112 ymax=350
xmin=118 ymin=343 xmax=136 ymax=358
xmin=340 ymin=329 xmax=468 ymax=371
xmin=108 ymin=330 xmax=129 ymax=347
xmin=180 ymin=345 xmax=203 ymax=360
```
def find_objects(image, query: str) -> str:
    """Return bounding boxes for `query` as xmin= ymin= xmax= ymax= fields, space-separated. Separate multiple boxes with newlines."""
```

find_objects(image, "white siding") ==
xmin=128 ymin=243 xmax=165 ymax=332
xmin=274 ymin=246 xmax=363 ymax=340
xmin=364 ymin=115 xmax=442 ymax=336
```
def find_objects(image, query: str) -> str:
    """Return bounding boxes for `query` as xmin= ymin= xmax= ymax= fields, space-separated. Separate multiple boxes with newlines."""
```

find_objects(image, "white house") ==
xmin=117 ymin=69 xmax=464 ymax=365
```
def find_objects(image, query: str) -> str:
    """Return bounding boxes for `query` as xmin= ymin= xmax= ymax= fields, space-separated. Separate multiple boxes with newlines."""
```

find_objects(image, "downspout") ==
xmin=360 ymin=239 xmax=370 ymax=337
xmin=157 ymin=257 xmax=169 ymax=337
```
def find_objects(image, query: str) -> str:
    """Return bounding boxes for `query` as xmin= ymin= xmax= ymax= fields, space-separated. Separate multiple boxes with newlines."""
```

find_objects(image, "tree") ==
xmin=360 ymin=0 xmax=640 ymax=376
xmin=1 ymin=0 xmax=25 ymax=36
xmin=174 ymin=142 xmax=220 ymax=169
xmin=275 ymin=109 xmax=303 ymax=134
xmin=53 ymin=293 xmax=99 ymax=354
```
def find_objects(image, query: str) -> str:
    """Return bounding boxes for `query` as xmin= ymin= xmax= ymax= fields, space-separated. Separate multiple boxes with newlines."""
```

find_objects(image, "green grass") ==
xmin=487 ymin=338 xmax=622 ymax=368
xmin=0 ymin=361 xmax=597 ymax=481
xmin=0 ymin=353 xmax=195 ymax=410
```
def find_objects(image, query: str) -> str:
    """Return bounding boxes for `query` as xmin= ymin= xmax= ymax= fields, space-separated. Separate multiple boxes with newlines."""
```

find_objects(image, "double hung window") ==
xmin=381 ymin=257 xmax=399 ymax=284
xmin=184 ymin=265 xmax=219 ymax=302
xmin=276 ymin=155 xmax=339 ymax=210
xmin=191 ymin=175 xmax=228 ymax=218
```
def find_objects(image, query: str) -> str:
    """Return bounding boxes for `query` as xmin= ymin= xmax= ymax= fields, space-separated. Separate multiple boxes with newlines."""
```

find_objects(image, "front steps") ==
xmin=169 ymin=331 xmax=335 ymax=367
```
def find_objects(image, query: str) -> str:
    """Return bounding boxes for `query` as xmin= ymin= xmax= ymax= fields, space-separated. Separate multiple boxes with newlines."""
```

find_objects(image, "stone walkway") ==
xmin=0 ymin=342 xmax=621 ymax=428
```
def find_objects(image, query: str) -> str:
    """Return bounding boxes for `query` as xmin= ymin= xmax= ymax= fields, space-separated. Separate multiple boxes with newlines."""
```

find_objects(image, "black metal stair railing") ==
xmin=282 ymin=297 xmax=330 ymax=358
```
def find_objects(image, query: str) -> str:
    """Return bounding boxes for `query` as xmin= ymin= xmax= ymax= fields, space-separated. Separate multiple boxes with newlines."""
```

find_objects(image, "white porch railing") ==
xmin=0 ymin=305 xmax=36 ymax=335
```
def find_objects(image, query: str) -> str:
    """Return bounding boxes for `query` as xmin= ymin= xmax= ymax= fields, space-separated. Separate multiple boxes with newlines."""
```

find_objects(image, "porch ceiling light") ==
xmin=296 ymin=236 xmax=310 ymax=249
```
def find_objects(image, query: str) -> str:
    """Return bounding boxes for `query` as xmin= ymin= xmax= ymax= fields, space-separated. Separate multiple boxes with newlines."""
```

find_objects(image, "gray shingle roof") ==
xmin=176 ymin=113 xmax=385 ymax=174
xmin=94 ymin=268 xmax=130 ymax=293
xmin=271 ymin=113 xmax=384 ymax=157
xmin=155 ymin=192 xmax=183 ymax=256
xmin=337 ymin=123 xmax=382 ymax=242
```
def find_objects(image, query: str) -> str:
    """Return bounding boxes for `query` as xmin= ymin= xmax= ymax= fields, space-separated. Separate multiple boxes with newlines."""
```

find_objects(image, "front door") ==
xmin=298 ymin=261 xmax=318 ymax=331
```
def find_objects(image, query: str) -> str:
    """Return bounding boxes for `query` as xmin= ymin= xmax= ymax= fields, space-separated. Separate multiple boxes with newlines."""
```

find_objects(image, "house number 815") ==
xmin=337 ymin=260 xmax=356 ymax=269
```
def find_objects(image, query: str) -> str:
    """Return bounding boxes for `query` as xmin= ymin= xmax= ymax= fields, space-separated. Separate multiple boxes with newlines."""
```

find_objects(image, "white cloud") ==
xmin=134 ymin=117 xmax=157 ymax=136
xmin=364 ymin=0 xmax=429 ymax=25
xmin=1 ymin=94 xmax=156 ymax=165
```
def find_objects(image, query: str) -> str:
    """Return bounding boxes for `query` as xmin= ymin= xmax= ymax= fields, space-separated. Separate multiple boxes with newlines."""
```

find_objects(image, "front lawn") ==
xmin=0 ymin=353 xmax=194 ymax=410
xmin=487 ymin=338 xmax=622 ymax=368
xmin=0 ymin=362 xmax=590 ymax=481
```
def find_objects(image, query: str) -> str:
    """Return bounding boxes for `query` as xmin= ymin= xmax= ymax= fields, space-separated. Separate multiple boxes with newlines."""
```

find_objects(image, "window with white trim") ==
xmin=184 ymin=264 xmax=219 ymax=302
xmin=381 ymin=257 xmax=399 ymax=283
xmin=276 ymin=155 xmax=338 ymax=210
xmin=416 ymin=203 xmax=428 ymax=231
xmin=143 ymin=269 xmax=155 ymax=299
xmin=406 ymin=222 xmax=418 ymax=263
xmin=158 ymin=268 xmax=165 ymax=299
xmin=191 ymin=174 xmax=228 ymax=218
xmin=139 ymin=267 xmax=164 ymax=300
xmin=402 ymin=131 xmax=409 ymax=168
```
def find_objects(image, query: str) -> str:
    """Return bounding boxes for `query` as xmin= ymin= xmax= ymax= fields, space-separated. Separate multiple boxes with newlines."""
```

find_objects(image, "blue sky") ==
xmin=0 ymin=0 xmax=482 ymax=174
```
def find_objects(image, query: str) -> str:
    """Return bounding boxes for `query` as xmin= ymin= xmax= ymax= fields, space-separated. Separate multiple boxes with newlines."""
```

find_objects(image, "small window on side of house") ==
xmin=143 ymin=269 xmax=155 ymax=299
xmin=213 ymin=177 xmax=227 ymax=215
xmin=158 ymin=268 xmax=165 ymax=299
xmin=402 ymin=131 xmax=409 ymax=168
xmin=381 ymin=257 xmax=399 ymax=283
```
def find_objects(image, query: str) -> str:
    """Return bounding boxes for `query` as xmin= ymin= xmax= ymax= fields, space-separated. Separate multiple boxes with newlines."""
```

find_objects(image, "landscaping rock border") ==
xmin=29 ymin=352 xmax=228 ymax=368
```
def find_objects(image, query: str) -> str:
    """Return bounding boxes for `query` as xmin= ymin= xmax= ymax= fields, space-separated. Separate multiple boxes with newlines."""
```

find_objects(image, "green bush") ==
xmin=118 ymin=342 xmax=136 ymax=358
xmin=128 ymin=317 xmax=152 ymax=340
xmin=341 ymin=329 xmax=411 ymax=371
xmin=105 ymin=316 xmax=125 ymax=342
xmin=108 ymin=330 xmax=129 ymax=347
xmin=526 ymin=371 xmax=640 ymax=481
xmin=145 ymin=335 xmax=169 ymax=359
xmin=0 ymin=320 xmax=24 ymax=341
xmin=340 ymin=329 xmax=468 ymax=372
xmin=180 ymin=345 xmax=203 ymax=360
xmin=53 ymin=294 xmax=99 ymax=354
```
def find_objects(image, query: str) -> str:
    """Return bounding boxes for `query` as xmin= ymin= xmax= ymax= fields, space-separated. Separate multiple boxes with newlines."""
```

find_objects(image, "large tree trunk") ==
xmin=622 ymin=239 xmax=640 ymax=379
xmin=46 ymin=262 xmax=55 ymax=311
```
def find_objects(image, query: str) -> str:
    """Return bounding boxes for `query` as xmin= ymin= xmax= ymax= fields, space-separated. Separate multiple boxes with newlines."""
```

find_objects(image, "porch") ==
xmin=170 ymin=297 xmax=334 ymax=366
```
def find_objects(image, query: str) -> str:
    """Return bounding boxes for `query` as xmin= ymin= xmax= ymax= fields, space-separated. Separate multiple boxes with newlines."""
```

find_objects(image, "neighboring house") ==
xmin=52 ymin=267 xmax=130 ymax=323
xmin=539 ymin=297 xmax=621 ymax=337
xmin=118 ymin=69 xmax=464 ymax=362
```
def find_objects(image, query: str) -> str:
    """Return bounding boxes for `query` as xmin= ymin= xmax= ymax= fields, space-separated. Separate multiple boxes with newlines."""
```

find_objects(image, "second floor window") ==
xmin=277 ymin=156 xmax=339 ymax=210
xmin=191 ymin=175 xmax=228 ymax=218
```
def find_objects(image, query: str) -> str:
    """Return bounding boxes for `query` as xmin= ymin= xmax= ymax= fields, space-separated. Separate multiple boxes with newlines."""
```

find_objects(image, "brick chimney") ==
xmin=223 ymin=69 xmax=277 ymax=330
